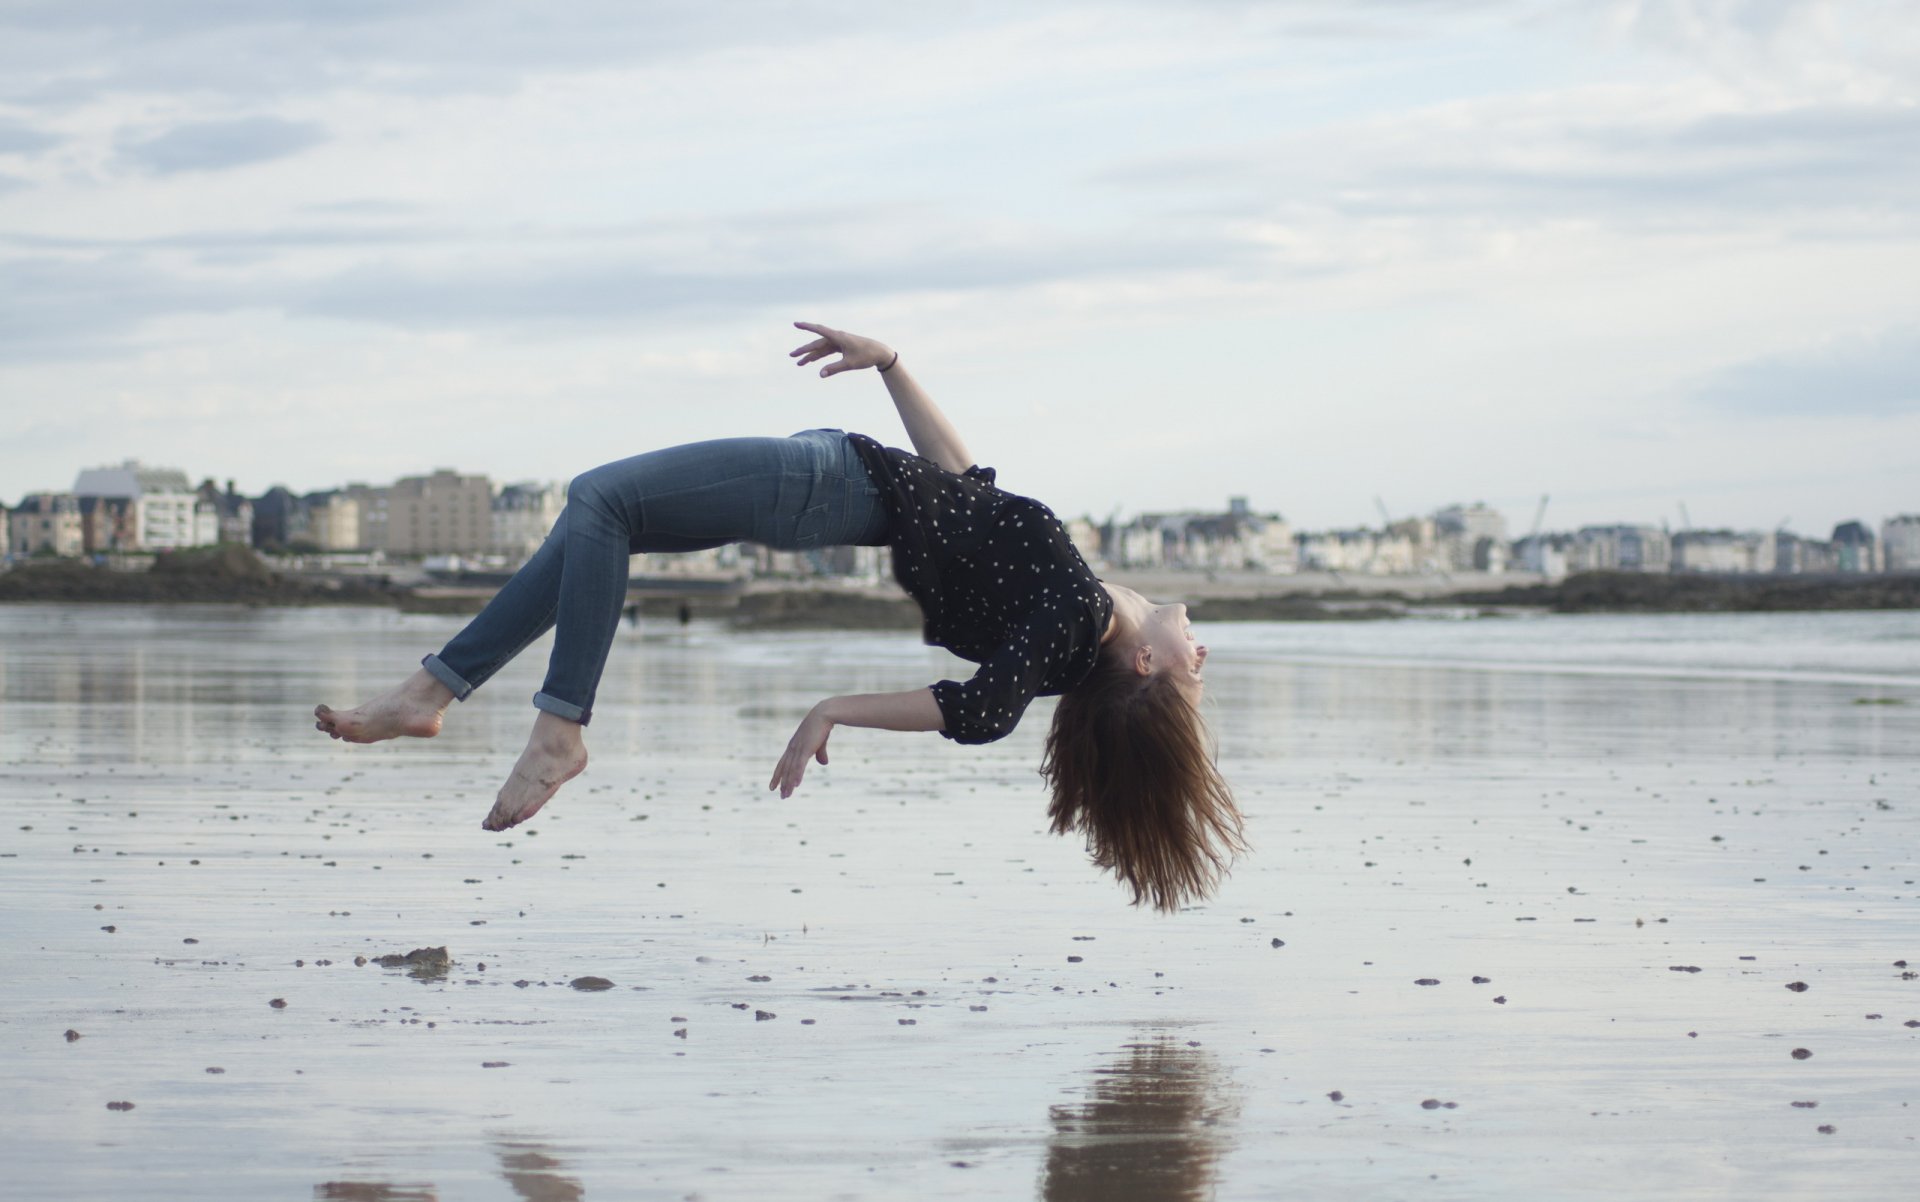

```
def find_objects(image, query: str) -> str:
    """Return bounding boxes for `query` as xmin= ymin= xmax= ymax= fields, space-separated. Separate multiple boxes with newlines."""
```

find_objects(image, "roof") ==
xmin=72 ymin=461 xmax=193 ymax=498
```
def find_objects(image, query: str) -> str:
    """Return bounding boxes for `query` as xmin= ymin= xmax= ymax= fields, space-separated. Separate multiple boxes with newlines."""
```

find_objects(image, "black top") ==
xmin=846 ymin=433 xmax=1114 ymax=745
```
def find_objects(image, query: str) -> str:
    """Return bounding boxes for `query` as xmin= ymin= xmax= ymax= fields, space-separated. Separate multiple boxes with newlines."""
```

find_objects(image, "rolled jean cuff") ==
xmin=532 ymin=691 xmax=588 ymax=725
xmin=420 ymin=654 xmax=475 ymax=701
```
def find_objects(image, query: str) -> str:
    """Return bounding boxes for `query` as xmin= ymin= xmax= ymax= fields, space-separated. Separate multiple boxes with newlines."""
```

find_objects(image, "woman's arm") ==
xmin=791 ymin=321 xmax=976 ymax=474
xmin=768 ymin=687 xmax=944 ymax=798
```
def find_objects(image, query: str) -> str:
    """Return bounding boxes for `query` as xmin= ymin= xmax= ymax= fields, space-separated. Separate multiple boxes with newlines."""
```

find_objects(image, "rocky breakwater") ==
xmin=1444 ymin=570 xmax=1920 ymax=613
xmin=0 ymin=545 xmax=405 ymax=606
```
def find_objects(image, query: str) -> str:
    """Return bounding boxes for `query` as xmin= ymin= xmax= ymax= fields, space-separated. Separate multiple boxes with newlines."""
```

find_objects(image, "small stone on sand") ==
xmin=569 ymin=976 xmax=614 ymax=991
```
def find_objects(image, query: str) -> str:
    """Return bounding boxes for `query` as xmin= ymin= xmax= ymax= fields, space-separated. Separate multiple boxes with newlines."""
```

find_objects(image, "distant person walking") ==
xmin=316 ymin=322 xmax=1243 ymax=909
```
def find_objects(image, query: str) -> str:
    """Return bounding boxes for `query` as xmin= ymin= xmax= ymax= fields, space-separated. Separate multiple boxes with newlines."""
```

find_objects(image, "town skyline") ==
xmin=8 ymin=455 xmax=1916 ymax=579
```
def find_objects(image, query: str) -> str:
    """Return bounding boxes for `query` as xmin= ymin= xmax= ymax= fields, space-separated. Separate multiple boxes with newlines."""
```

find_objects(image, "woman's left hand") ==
xmin=790 ymin=321 xmax=893 ymax=377
xmin=770 ymin=702 xmax=834 ymax=797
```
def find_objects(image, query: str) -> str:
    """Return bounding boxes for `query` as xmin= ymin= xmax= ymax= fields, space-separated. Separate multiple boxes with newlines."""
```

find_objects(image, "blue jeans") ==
xmin=422 ymin=429 xmax=888 ymax=724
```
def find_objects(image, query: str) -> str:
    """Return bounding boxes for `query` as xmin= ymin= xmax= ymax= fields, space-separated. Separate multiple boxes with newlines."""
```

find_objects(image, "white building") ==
xmin=1671 ymin=530 xmax=1775 ymax=574
xmin=494 ymin=480 xmax=569 ymax=559
xmin=1434 ymin=502 xmax=1509 ymax=572
xmin=1883 ymin=514 xmax=1920 ymax=573
xmin=1569 ymin=525 xmax=1671 ymax=574
xmin=71 ymin=461 xmax=217 ymax=551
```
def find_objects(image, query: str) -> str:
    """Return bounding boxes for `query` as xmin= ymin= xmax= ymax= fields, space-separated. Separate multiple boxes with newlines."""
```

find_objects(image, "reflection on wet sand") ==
xmin=1042 ymin=1036 xmax=1237 ymax=1202
xmin=314 ymin=1182 xmax=436 ymax=1201
xmin=495 ymin=1138 xmax=586 ymax=1202
xmin=313 ymin=1136 xmax=582 ymax=1202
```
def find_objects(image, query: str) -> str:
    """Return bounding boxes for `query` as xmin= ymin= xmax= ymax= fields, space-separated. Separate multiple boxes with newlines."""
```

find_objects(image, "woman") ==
xmin=316 ymin=323 xmax=1244 ymax=910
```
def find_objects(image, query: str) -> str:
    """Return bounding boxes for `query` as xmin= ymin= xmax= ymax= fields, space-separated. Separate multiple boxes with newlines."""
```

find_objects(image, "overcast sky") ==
xmin=2 ymin=0 xmax=1916 ymax=536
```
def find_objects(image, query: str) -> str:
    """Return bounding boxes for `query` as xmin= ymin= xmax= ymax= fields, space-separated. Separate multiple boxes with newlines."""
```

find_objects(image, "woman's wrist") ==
xmin=877 ymin=348 xmax=900 ymax=373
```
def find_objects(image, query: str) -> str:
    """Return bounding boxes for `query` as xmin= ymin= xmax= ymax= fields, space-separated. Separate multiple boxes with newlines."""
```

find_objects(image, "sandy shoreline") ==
xmin=3 ymin=605 xmax=1916 ymax=1199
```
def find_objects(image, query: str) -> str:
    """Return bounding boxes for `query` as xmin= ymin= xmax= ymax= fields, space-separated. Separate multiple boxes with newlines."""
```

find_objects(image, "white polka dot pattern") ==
xmin=847 ymin=433 xmax=1113 ymax=745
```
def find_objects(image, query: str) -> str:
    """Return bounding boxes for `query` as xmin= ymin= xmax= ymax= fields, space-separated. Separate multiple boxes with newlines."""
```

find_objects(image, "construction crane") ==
xmin=1374 ymin=496 xmax=1393 ymax=530
xmin=1522 ymin=494 xmax=1550 ymax=573
xmin=1678 ymin=502 xmax=1693 ymax=532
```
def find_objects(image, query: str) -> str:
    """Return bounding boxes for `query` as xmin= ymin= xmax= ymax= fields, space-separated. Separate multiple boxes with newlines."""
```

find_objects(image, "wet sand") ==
xmin=2 ymin=604 xmax=1916 ymax=1200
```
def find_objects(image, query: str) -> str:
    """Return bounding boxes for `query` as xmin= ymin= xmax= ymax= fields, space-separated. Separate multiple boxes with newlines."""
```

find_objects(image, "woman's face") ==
xmin=1110 ymin=585 xmax=1208 ymax=700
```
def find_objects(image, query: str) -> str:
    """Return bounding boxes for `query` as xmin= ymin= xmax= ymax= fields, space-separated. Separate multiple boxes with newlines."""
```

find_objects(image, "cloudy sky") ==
xmin=2 ymin=0 xmax=1916 ymax=536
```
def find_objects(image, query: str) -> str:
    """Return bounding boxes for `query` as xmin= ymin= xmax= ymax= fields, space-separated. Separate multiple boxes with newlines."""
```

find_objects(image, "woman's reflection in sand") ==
xmin=494 ymin=1139 xmax=585 ymax=1202
xmin=1042 ymin=1036 xmax=1238 ymax=1202
xmin=312 ymin=1136 xmax=583 ymax=1202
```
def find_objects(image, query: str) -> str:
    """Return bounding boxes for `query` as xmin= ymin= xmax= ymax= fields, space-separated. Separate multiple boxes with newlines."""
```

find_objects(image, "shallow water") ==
xmin=2 ymin=604 xmax=1917 ymax=1200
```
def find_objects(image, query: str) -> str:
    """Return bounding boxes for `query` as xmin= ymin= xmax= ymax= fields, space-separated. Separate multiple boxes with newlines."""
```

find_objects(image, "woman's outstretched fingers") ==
xmin=770 ymin=706 xmax=833 ymax=798
xmin=789 ymin=320 xmax=887 ymax=377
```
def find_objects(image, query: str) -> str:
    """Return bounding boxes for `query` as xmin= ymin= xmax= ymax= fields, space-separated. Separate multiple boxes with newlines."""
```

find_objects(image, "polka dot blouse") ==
xmin=847 ymin=433 xmax=1114 ymax=745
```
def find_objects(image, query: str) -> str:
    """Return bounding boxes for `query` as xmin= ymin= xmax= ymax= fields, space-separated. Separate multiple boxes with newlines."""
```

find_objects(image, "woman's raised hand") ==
xmin=790 ymin=321 xmax=893 ymax=378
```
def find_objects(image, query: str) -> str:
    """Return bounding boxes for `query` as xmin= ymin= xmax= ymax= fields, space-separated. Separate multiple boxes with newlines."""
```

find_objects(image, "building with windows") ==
xmin=1883 ymin=514 xmax=1920 ymax=573
xmin=303 ymin=491 xmax=364 ymax=552
xmin=1830 ymin=521 xmax=1880 ymax=573
xmin=196 ymin=480 xmax=254 ymax=545
xmin=382 ymin=470 xmax=493 ymax=556
xmin=72 ymin=461 xmax=216 ymax=552
xmin=1569 ymin=525 xmax=1672 ymax=574
xmin=9 ymin=493 xmax=84 ymax=557
xmin=493 ymin=481 xmax=568 ymax=559
xmin=1434 ymin=502 xmax=1509 ymax=572
xmin=1671 ymin=529 xmax=1775 ymax=573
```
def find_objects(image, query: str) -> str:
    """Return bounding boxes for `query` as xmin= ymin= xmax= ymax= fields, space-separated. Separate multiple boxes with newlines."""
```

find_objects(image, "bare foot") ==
xmin=482 ymin=713 xmax=588 ymax=831
xmin=315 ymin=668 xmax=455 ymax=744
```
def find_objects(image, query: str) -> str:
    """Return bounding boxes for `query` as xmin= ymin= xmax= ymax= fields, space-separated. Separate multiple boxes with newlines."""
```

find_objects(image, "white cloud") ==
xmin=114 ymin=115 xmax=327 ymax=174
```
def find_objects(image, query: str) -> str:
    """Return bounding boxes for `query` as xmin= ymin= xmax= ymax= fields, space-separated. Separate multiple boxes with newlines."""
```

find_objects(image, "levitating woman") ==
xmin=315 ymin=323 xmax=1243 ymax=909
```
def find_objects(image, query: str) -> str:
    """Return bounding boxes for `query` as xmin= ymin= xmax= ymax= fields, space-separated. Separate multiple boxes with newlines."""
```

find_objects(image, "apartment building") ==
xmin=71 ymin=461 xmax=216 ymax=552
xmin=1883 ymin=515 xmax=1920 ymax=572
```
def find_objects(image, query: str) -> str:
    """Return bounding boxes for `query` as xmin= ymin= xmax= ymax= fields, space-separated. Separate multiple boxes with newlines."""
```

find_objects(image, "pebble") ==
xmin=569 ymin=976 xmax=614 ymax=991
xmin=754 ymin=1010 xmax=777 ymax=1021
xmin=204 ymin=1067 xmax=224 ymax=1075
xmin=1415 ymin=978 xmax=1440 ymax=986
xmin=1328 ymin=1090 xmax=1344 ymax=1102
xmin=64 ymin=1030 xmax=81 ymax=1042
xmin=269 ymin=998 xmax=287 ymax=1009
xmin=105 ymin=1101 xmax=135 ymax=1112
xmin=1791 ymin=1048 xmax=1812 ymax=1060
xmin=1785 ymin=981 xmax=1809 ymax=992
xmin=481 ymin=1061 xmax=510 ymax=1069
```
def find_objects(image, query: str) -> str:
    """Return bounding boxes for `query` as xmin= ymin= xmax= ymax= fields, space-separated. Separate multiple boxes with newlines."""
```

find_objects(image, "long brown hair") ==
xmin=1042 ymin=652 xmax=1246 ymax=912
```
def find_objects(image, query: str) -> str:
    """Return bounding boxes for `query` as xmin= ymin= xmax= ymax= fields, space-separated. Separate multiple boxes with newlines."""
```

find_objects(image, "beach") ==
xmin=2 ymin=603 xmax=1917 ymax=1200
